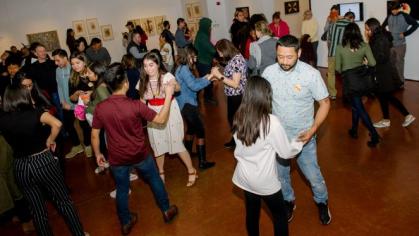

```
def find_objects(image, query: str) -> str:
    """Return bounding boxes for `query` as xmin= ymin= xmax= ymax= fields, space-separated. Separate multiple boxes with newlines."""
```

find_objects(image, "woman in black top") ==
xmin=0 ymin=85 xmax=87 ymax=236
xmin=365 ymin=18 xmax=416 ymax=128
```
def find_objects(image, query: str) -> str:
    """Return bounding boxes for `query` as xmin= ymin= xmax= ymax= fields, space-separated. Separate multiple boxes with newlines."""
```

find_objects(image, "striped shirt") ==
xmin=328 ymin=18 xmax=351 ymax=57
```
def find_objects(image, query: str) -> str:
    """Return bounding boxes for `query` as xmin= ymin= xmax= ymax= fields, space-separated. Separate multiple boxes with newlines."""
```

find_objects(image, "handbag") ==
xmin=342 ymin=65 xmax=377 ymax=97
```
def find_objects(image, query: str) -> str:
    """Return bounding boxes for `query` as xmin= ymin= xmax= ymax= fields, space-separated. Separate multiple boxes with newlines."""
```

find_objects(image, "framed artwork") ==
xmin=192 ymin=3 xmax=202 ymax=18
xmin=101 ymin=25 xmax=114 ymax=41
xmin=186 ymin=4 xmax=193 ymax=21
xmin=284 ymin=1 xmax=299 ymax=14
xmin=27 ymin=30 xmax=60 ymax=51
xmin=154 ymin=15 xmax=166 ymax=34
xmin=140 ymin=17 xmax=156 ymax=36
xmin=72 ymin=20 xmax=87 ymax=37
xmin=86 ymin=18 xmax=100 ymax=35
xmin=236 ymin=7 xmax=250 ymax=21
xmin=132 ymin=18 xmax=141 ymax=27
xmin=188 ymin=23 xmax=198 ymax=39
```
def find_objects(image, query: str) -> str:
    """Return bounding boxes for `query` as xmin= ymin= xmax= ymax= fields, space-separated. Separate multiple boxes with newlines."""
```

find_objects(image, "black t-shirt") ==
xmin=28 ymin=59 xmax=57 ymax=94
xmin=0 ymin=108 xmax=50 ymax=157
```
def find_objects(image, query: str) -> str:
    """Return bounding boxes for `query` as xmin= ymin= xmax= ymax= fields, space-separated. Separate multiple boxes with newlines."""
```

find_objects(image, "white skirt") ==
xmin=147 ymin=99 xmax=186 ymax=157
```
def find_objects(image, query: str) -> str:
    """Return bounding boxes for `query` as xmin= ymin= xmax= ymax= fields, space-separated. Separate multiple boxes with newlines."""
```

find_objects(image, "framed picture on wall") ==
xmin=101 ymin=25 xmax=114 ymax=41
xmin=188 ymin=23 xmax=198 ymax=39
xmin=72 ymin=20 xmax=87 ymax=37
xmin=154 ymin=16 xmax=166 ymax=34
xmin=86 ymin=18 xmax=100 ymax=35
xmin=284 ymin=1 xmax=300 ymax=14
xmin=186 ymin=4 xmax=193 ymax=21
xmin=192 ymin=3 xmax=202 ymax=18
xmin=140 ymin=17 xmax=156 ymax=36
xmin=132 ymin=18 xmax=141 ymax=27
xmin=27 ymin=30 xmax=60 ymax=51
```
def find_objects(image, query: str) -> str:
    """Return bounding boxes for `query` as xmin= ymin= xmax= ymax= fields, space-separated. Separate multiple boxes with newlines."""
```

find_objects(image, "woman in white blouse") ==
xmin=232 ymin=76 xmax=303 ymax=236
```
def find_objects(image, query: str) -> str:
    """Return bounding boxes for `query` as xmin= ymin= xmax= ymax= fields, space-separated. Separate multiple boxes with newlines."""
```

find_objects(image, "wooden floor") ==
xmin=2 ymin=69 xmax=419 ymax=236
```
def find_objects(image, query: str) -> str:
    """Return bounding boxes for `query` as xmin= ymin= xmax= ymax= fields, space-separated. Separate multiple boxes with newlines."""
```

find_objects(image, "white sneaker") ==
xmin=109 ymin=189 xmax=131 ymax=199
xmin=84 ymin=146 xmax=93 ymax=158
xmin=130 ymin=173 xmax=138 ymax=181
xmin=65 ymin=145 xmax=84 ymax=159
xmin=402 ymin=114 xmax=416 ymax=127
xmin=373 ymin=119 xmax=391 ymax=128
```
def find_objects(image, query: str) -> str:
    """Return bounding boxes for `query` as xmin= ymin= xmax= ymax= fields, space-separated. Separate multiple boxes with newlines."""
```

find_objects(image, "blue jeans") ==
xmin=277 ymin=137 xmax=328 ymax=204
xmin=111 ymin=155 xmax=170 ymax=225
xmin=351 ymin=96 xmax=379 ymax=138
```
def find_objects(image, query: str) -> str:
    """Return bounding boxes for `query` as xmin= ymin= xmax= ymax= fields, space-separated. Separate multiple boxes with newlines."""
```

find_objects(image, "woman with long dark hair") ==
xmin=211 ymin=39 xmax=248 ymax=149
xmin=138 ymin=52 xmax=198 ymax=187
xmin=69 ymin=52 xmax=93 ymax=157
xmin=335 ymin=23 xmax=379 ymax=147
xmin=232 ymin=76 xmax=303 ymax=236
xmin=0 ymin=85 xmax=87 ymax=236
xmin=66 ymin=28 xmax=77 ymax=54
xmin=365 ymin=18 xmax=415 ymax=128
xmin=175 ymin=45 xmax=215 ymax=169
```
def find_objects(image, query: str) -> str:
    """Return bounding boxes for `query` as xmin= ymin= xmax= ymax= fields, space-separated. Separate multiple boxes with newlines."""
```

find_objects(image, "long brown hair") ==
xmin=69 ymin=52 xmax=89 ymax=88
xmin=215 ymin=39 xmax=240 ymax=62
xmin=232 ymin=76 xmax=272 ymax=146
xmin=138 ymin=51 xmax=167 ymax=98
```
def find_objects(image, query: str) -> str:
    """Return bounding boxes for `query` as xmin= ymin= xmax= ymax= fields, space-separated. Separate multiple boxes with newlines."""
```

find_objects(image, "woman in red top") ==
xmin=268 ymin=11 xmax=290 ymax=38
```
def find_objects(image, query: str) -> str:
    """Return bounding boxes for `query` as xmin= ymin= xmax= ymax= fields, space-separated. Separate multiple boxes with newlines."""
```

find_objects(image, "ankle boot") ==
xmin=184 ymin=140 xmax=195 ymax=155
xmin=196 ymin=145 xmax=215 ymax=169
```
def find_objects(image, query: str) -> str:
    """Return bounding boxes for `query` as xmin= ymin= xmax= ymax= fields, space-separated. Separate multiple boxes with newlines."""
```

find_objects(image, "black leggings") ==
xmin=227 ymin=95 xmax=243 ymax=128
xmin=377 ymin=92 xmax=409 ymax=119
xmin=244 ymin=190 xmax=288 ymax=236
xmin=63 ymin=110 xmax=80 ymax=146
xmin=181 ymin=104 xmax=205 ymax=139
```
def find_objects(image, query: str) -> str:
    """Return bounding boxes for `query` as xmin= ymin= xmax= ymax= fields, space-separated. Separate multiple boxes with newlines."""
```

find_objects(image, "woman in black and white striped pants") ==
xmin=0 ymin=85 xmax=87 ymax=236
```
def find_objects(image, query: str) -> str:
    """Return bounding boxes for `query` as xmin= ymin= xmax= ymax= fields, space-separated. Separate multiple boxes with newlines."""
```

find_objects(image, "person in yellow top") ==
xmin=301 ymin=10 xmax=319 ymax=66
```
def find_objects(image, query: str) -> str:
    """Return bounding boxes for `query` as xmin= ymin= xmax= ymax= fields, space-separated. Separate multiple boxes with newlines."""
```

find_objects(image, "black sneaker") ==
xmin=284 ymin=201 xmax=296 ymax=222
xmin=121 ymin=212 xmax=138 ymax=235
xmin=316 ymin=202 xmax=331 ymax=225
xmin=223 ymin=139 xmax=236 ymax=149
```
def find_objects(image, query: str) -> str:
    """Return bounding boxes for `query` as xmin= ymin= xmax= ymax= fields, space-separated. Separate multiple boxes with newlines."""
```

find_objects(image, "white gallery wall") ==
xmin=0 ymin=0 xmax=184 ymax=62
xmin=312 ymin=0 xmax=419 ymax=80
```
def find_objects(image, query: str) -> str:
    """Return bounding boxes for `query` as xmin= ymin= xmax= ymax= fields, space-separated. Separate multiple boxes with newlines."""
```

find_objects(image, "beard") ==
xmin=279 ymin=60 xmax=298 ymax=71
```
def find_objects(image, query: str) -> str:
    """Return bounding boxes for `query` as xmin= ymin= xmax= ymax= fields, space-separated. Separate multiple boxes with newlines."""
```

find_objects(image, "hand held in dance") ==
xmin=297 ymin=128 xmax=315 ymax=144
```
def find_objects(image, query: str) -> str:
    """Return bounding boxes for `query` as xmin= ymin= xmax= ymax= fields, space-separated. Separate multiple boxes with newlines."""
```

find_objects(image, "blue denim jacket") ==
xmin=175 ymin=65 xmax=210 ymax=110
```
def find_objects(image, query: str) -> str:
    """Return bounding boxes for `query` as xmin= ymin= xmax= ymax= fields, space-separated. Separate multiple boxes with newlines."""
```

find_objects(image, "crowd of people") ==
xmin=0 ymin=1 xmax=418 ymax=235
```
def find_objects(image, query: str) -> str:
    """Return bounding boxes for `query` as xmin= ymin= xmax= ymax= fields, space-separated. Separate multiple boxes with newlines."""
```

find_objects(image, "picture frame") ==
xmin=86 ymin=18 xmax=100 ymax=35
xmin=154 ymin=15 xmax=166 ymax=34
xmin=188 ymin=23 xmax=198 ymax=39
xmin=140 ymin=17 xmax=156 ymax=36
xmin=284 ymin=1 xmax=300 ymax=14
xmin=132 ymin=18 xmax=141 ymax=27
xmin=101 ymin=25 xmax=114 ymax=41
xmin=192 ymin=3 xmax=202 ymax=18
xmin=236 ymin=7 xmax=250 ymax=21
xmin=26 ymin=30 xmax=60 ymax=52
xmin=72 ymin=20 xmax=87 ymax=37
xmin=186 ymin=4 xmax=194 ymax=21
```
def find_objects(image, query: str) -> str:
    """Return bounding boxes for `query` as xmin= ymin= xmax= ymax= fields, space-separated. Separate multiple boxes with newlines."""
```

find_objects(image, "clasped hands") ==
xmin=206 ymin=66 xmax=224 ymax=82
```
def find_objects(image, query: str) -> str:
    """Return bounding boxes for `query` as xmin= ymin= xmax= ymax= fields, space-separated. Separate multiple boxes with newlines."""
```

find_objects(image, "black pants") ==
xmin=351 ymin=96 xmax=378 ymax=138
xmin=63 ymin=110 xmax=80 ymax=146
xmin=227 ymin=95 xmax=243 ymax=128
xmin=181 ymin=104 xmax=205 ymax=138
xmin=79 ymin=120 xmax=91 ymax=146
xmin=377 ymin=92 xmax=409 ymax=119
xmin=14 ymin=150 xmax=84 ymax=236
xmin=244 ymin=190 xmax=288 ymax=236
xmin=197 ymin=62 xmax=214 ymax=100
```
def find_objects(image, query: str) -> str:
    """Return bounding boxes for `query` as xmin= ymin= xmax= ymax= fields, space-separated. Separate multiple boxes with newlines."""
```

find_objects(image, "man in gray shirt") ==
xmin=383 ymin=2 xmax=418 ymax=85
xmin=175 ymin=18 xmax=192 ymax=57
xmin=85 ymin=38 xmax=111 ymax=65
xmin=262 ymin=35 xmax=331 ymax=225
